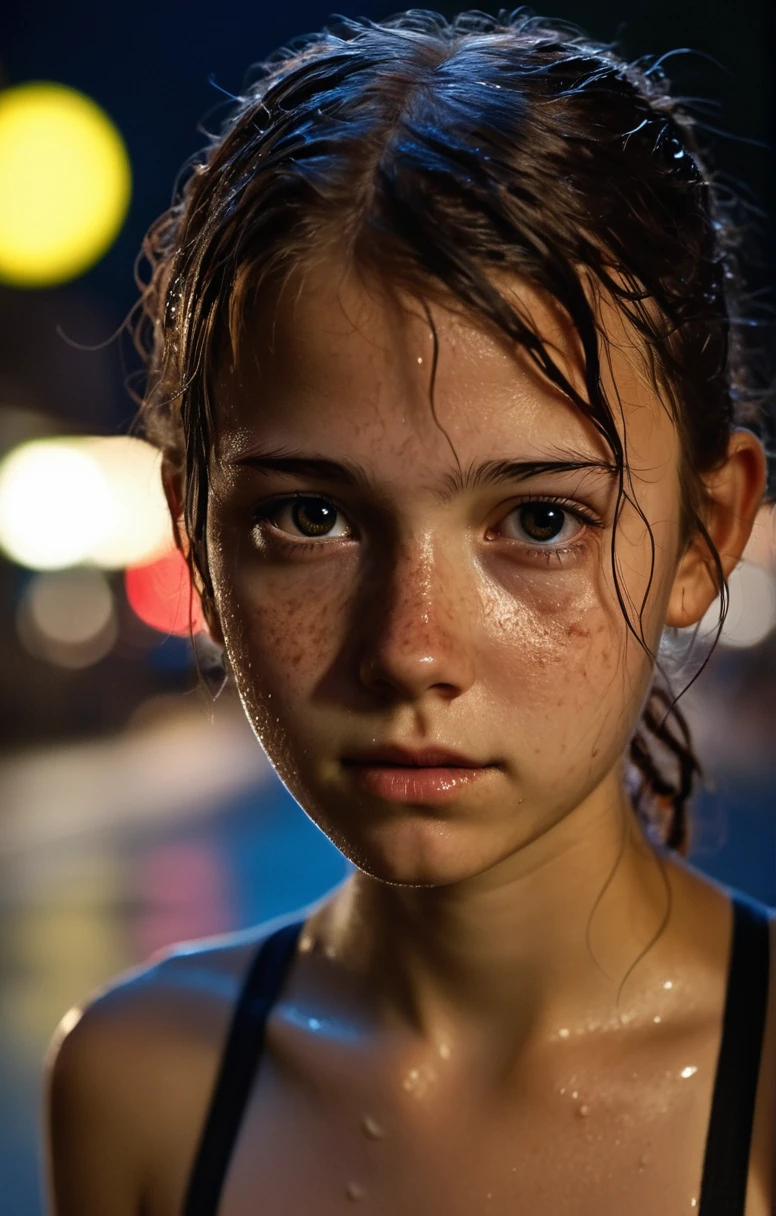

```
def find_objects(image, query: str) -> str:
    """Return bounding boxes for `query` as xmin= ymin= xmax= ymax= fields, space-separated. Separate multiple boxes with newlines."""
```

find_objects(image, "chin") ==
xmin=331 ymin=813 xmax=503 ymax=889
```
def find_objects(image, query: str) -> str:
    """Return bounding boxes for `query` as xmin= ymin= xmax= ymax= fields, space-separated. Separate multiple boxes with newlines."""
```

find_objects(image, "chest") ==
xmin=216 ymin=1036 xmax=759 ymax=1216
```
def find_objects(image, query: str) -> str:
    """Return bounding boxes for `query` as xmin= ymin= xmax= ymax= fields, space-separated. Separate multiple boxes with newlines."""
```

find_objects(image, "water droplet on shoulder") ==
xmin=361 ymin=1114 xmax=385 ymax=1140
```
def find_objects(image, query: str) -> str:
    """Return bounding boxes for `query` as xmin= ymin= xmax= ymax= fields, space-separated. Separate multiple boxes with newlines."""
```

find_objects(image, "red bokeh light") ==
xmin=125 ymin=547 xmax=205 ymax=636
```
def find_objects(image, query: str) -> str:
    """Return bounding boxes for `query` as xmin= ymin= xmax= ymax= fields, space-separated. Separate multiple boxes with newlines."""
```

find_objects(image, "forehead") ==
xmin=214 ymin=258 xmax=677 ymax=479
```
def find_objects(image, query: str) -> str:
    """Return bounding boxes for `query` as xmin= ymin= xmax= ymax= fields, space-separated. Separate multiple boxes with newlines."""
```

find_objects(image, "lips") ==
xmin=342 ymin=744 xmax=487 ymax=768
xmin=341 ymin=744 xmax=497 ymax=805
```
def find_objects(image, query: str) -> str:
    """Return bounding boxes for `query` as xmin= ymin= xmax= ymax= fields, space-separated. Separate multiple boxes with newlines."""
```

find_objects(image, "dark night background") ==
xmin=0 ymin=2 xmax=774 ymax=1211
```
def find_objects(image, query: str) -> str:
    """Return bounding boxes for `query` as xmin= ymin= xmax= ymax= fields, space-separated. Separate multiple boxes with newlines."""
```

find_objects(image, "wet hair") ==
xmin=135 ymin=9 xmax=768 ymax=854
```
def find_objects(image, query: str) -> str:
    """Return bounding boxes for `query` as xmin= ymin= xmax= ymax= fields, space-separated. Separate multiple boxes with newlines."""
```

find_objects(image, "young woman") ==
xmin=45 ymin=12 xmax=774 ymax=1216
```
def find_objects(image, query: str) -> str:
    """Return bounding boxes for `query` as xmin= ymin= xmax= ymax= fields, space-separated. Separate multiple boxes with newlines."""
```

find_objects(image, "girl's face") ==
xmin=206 ymin=261 xmax=685 ymax=887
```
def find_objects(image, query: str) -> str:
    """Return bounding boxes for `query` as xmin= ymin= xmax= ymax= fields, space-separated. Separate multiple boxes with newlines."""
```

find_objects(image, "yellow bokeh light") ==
xmin=0 ymin=82 xmax=131 ymax=286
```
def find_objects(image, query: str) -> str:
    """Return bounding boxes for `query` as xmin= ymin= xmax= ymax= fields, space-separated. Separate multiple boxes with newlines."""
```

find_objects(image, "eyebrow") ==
xmin=226 ymin=447 xmax=617 ymax=497
xmin=443 ymin=457 xmax=617 ymax=497
xmin=228 ymin=450 xmax=366 ymax=486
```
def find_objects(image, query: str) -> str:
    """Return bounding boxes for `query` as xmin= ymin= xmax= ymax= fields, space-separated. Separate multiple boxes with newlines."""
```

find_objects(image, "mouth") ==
xmin=341 ymin=745 xmax=499 ymax=805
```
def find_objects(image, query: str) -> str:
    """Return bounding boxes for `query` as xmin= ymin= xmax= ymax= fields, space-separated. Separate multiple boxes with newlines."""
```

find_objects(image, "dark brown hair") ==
xmin=134 ymin=10 xmax=768 ymax=853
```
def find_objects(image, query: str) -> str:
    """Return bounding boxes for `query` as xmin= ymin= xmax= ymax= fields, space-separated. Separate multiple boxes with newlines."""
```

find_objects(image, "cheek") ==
xmin=480 ymin=567 xmax=653 ymax=766
xmin=211 ymin=546 xmax=352 ymax=708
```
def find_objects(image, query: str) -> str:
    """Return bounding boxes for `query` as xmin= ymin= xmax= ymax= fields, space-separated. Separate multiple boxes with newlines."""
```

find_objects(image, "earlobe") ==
xmin=665 ymin=529 xmax=723 ymax=629
xmin=665 ymin=428 xmax=767 ymax=629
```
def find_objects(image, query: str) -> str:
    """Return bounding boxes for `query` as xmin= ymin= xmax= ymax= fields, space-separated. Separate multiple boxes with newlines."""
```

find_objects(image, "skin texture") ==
xmin=46 ymin=260 xmax=773 ymax=1216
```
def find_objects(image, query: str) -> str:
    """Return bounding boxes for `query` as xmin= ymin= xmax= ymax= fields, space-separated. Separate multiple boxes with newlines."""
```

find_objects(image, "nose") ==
xmin=358 ymin=536 xmax=476 ymax=702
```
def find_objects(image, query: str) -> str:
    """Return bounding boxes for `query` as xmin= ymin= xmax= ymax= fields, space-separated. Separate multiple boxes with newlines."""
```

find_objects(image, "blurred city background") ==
xmin=0 ymin=0 xmax=774 ymax=1211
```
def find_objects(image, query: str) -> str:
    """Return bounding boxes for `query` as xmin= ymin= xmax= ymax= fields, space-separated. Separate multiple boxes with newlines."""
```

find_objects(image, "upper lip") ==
xmin=342 ymin=745 xmax=490 ymax=768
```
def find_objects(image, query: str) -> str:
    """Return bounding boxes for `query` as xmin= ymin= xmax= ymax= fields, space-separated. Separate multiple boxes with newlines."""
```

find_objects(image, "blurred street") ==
xmin=0 ymin=695 xmax=350 ymax=1214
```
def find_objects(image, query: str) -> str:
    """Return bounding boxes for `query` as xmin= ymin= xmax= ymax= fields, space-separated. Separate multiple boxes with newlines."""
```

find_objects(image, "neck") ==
xmin=316 ymin=778 xmax=683 ymax=1050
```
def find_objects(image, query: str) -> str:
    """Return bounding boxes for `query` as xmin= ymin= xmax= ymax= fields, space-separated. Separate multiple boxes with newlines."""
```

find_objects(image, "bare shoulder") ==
xmin=45 ymin=921 xmax=285 ymax=1216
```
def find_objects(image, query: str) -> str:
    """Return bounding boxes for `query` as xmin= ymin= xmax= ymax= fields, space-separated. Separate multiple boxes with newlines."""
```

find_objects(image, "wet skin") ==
xmin=46 ymin=262 xmax=773 ymax=1215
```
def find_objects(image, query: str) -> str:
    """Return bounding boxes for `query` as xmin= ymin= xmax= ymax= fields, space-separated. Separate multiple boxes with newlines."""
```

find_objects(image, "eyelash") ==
xmin=251 ymin=495 xmax=351 ymax=555
xmin=490 ymin=494 xmax=603 ymax=564
xmin=251 ymin=493 xmax=603 ymax=560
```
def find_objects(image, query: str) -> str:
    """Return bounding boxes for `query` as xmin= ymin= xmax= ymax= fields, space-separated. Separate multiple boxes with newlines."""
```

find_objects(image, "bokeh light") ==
xmin=82 ymin=436 xmax=172 ymax=568
xmin=0 ymin=82 xmax=131 ymax=286
xmin=0 ymin=435 xmax=172 ymax=570
xmin=125 ymin=547 xmax=205 ymax=637
xmin=0 ymin=439 xmax=111 ymax=568
xmin=702 ymin=561 xmax=776 ymax=650
xmin=17 ymin=568 xmax=117 ymax=668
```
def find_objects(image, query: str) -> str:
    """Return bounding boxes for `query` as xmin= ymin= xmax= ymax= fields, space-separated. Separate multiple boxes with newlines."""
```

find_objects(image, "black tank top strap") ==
xmin=181 ymin=895 xmax=771 ymax=1216
xmin=182 ymin=920 xmax=304 ymax=1216
xmin=697 ymin=893 xmax=771 ymax=1216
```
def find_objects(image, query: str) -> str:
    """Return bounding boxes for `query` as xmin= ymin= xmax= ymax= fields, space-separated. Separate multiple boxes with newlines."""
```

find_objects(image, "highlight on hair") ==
xmin=133 ymin=9 xmax=770 ymax=852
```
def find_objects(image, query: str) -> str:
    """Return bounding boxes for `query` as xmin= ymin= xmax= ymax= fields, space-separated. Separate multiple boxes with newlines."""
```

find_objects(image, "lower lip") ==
xmin=343 ymin=764 xmax=492 ymax=805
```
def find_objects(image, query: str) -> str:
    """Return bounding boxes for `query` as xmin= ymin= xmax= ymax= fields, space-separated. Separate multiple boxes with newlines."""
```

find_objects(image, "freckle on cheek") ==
xmin=567 ymin=621 xmax=591 ymax=640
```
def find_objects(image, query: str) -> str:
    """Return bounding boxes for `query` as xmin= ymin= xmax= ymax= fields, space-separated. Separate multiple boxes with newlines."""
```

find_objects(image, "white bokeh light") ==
xmin=83 ymin=436 xmax=172 ymax=568
xmin=17 ymin=567 xmax=117 ymax=668
xmin=0 ymin=439 xmax=111 ymax=569
xmin=700 ymin=561 xmax=776 ymax=650
xmin=0 ymin=435 xmax=173 ymax=571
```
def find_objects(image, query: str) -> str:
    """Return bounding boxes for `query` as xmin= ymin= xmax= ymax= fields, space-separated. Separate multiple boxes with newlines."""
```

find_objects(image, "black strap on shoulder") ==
xmin=697 ymin=895 xmax=770 ymax=1216
xmin=182 ymin=920 xmax=304 ymax=1216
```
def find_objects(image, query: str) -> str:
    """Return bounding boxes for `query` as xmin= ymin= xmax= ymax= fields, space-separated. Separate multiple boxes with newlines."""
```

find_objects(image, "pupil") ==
xmin=521 ymin=503 xmax=564 ymax=541
xmin=293 ymin=499 xmax=335 ymax=536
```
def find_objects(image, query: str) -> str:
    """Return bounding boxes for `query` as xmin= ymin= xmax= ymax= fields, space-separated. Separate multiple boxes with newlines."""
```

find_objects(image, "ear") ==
xmin=665 ymin=429 xmax=768 ymax=628
xmin=161 ymin=455 xmax=225 ymax=648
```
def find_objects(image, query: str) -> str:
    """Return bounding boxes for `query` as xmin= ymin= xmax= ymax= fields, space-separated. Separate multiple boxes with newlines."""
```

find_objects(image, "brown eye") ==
xmin=499 ymin=502 xmax=585 ymax=546
xmin=260 ymin=496 xmax=351 ymax=541
xmin=519 ymin=503 xmax=567 ymax=542
xmin=291 ymin=498 xmax=339 ymax=537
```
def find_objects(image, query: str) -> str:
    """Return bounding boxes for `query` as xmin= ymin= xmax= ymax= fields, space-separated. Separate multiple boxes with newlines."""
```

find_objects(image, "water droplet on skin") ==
xmin=417 ymin=356 xmax=423 ymax=364
xmin=577 ymin=1104 xmax=590 ymax=1118
xmin=664 ymin=980 xmax=673 ymax=990
xmin=653 ymin=1016 xmax=662 ymax=1024
xmin=438 ymin=1041 xmax=451 ymax=1060
xmin=308 ymin=1016 xmax=322 ymax=1031
xmin=347 ymin=1181 xmax=366 ymax=1201
xmin=571 ymin=1090 xmax=579 ymax=1099
xmin=402 ymin=1062 xmax=436 ymax=1097
xmin=559 ymin=1087 xmax=566 ymax=1096
xmin=361 ymin=1114 xmax=385 ymax=1140
xmin=558 ymin=1027 xmax=570 ymax=1039
xmin=680 ymin=1065 xmax=698 ymax=1079
xmin=690 ymin=1199 xmax=697 ymax=1208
